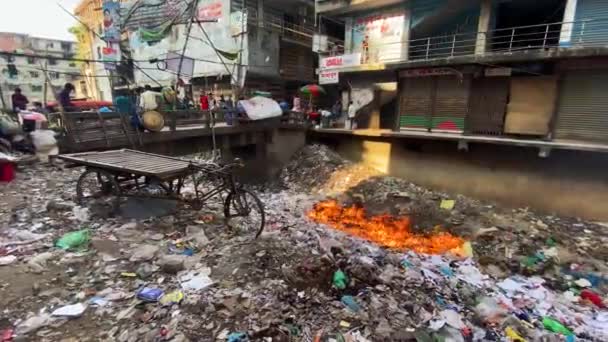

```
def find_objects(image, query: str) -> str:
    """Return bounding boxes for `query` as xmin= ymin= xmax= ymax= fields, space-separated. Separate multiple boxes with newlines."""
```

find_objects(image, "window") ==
xmin=31 ymin=85 xmax=43 ymax=92
xmin=69 ymin=62 xmax=77 ymax=67
xmin=27 ymin=56 xmax=36 ymax=64
xmin=48 ymin=58 xmax=57 ymax=66
xmin=97 ymin=47 xmax=102 ymax=59
xmin=50 ymin=72 xmax=60 ymax=79
xmin=29 ymin=71 xmax=40 ymax=78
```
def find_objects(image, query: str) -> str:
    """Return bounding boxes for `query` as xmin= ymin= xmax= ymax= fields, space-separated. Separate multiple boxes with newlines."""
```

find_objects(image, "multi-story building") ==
xmin=74 ymin=0 xmax=120 ymax=101
xmin=119 ymin=0 xmax=341 ymax=100
xmin=0 ymin=32 xmax=82 ymax=109
xmin=316 ymin=0 xmax=608 ymax=146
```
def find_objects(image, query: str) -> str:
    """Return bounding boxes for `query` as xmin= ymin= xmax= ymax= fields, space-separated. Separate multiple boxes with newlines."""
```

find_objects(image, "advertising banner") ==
xmin=102 ymin=1 xmax=121 ymax=43
xmin=352 ymin=10 xmax=406 ymax=64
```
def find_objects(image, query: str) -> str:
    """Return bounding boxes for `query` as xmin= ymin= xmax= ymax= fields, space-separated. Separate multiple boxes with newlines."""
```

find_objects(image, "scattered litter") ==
xmin=55 ymin=229 xmax=90 ymax=251
xmin=137 ymin=287 xmax=164 ymax=302
xmin=159 ymin=290 xmax=184 ymax=306
xmin=51 ymin=303 xmax=87 ymax=317
xmin=440 ymin=199 xmax=455 ymax=210
xmin=0 ymin=255 xmax=17 ymax=266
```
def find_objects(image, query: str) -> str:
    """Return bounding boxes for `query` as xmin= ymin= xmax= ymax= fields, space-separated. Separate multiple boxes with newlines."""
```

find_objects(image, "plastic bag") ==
xmin=0 ymin=113 xmax=20 ymax=135
xmin=55 ymin=229 xmax=90 ymax=251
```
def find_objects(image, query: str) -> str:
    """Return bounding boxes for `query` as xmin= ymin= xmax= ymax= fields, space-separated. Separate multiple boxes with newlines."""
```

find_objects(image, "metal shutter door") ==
xmin=399 ymin=77 xmax=433 ymax=130
xmin=432 ymin=76 xmax=470 ymax=132
xmin=555 ymin=71 xmax=608 ymax=142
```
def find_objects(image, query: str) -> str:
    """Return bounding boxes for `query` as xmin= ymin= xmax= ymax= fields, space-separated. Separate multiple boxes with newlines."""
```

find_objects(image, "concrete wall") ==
xmin=314 ymin=134 xmax=608 ymax=220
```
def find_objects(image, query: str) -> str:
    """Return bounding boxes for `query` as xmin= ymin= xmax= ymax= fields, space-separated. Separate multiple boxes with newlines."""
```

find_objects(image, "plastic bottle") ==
xmin=542 ymin=317 xmax=573 ymax=336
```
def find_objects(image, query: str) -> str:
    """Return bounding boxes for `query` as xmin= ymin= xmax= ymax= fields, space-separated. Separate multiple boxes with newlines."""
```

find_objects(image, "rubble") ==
xmin=0 ymin=146 xmax=606 ymax=341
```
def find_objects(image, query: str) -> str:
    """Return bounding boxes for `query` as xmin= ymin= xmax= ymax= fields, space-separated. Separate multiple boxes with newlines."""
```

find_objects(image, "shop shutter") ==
xmin=555 ymin=71 xmax=608 ymax=142
xmin=399 ymin=77 xmax=433 ymax=130
xmin=465 ymin=77 xmax=509 ymax=135
xmin=432 ymin=76 xmax=470 ymax=132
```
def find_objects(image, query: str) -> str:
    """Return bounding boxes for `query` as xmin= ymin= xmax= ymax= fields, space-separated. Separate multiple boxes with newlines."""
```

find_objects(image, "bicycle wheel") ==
xmin=76 ymin=169 xmax=121 ymax=214
xmin=224 ymin=189 xmax=265 ymax=238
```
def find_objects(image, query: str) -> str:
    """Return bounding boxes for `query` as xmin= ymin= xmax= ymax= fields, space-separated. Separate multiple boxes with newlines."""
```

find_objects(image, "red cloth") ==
xmin=199 ymin=95 xmax=209 ymax=110
xmin=309 ymin=111 xmax=320 ymax=120
xmin=0 ymin=163 xmax=15 ymax=182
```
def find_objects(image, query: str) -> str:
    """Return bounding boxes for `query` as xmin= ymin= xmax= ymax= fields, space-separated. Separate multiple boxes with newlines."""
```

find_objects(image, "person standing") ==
xmin=346 ymin=101 xmax=357 ymax=130
xmin=139 ymin=85 xmax=160 ymax=112
xmin=58 ymin=83 xmax=75 ymax=111
xmin=11 ymin=88 xmax=28 ymax=112
xmin=199 ymin=92 xmax=209 ymax=110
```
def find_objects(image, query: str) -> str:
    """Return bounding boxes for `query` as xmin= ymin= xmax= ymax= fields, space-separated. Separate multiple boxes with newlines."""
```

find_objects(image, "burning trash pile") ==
xmin=0 ymin=145 xmax=606 ymax=341
xmin=308 ymin=199 xmax=464 ymax=254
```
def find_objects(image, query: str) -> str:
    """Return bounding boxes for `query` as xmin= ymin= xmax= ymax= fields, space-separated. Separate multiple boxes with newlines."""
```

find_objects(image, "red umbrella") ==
xmin=300 ymin=84 xmax=326 ymax=97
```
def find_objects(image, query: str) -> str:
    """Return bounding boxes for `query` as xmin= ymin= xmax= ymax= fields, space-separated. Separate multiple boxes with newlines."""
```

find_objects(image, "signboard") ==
xmin=485 ymin=67 xmax=512 ymax=77
xmin=352 ymin=10 xmax=406 ymax=64
xmin=230 ymin=11 xmax=247 ymax=36
xmin=320 ymin=53 xmax=361 ymax=70
xmin=102 ymin=45 xmax=120 ymax=71
xmin=399 ymin=68 xmax=455 ymax=78
xmin=197 ymin=1 xmax=223 ymax=21
xmin=102 ymin=1 xmax=121 ymax=43
xmin=319 ymin=70 xmax=339 ymax=85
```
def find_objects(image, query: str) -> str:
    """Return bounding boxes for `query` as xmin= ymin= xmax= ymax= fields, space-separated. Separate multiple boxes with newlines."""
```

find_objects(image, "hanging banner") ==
xmin=319 ymin=53 xmax=361 ymax=70
xmin=352 ymin=10 xmax=406 ymax=64
xmin=102 ymin=45 xmax=120 ymax=71
xmin=230 ymin=11 xmax=248 ymax=36
xmin=102 ymin=1 xmax=121 ymax=43
xmin=319 ymin=70 xmax=339 ymax=85
xmin=197 ymin=0 xmax=223 ymax=21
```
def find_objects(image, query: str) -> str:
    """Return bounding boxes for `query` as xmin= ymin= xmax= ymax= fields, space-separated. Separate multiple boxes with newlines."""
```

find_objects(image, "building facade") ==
xmin=119 ymin=0 xmax=337 ymax=100
xmin=74 ymin=0 xmax=121 ymax=101
xmin=317 ymin=0 xmax=608 ymax=147
xmin=0 ymin=33 xmax=82 ymax=109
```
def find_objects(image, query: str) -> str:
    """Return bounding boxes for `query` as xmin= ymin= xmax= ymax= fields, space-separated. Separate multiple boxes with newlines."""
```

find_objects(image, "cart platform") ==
xmin=57 ymin=149 xmax=193 ymax=180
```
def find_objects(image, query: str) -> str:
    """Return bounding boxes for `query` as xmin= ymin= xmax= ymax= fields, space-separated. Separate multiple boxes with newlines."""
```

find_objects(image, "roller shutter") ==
xmin=398 ymin=77 xmax=433 ymax=130
xmin=433 ymin=76 xmax=470 ymax=132
xmin=555 ymin=71 xmax=608 ymax=142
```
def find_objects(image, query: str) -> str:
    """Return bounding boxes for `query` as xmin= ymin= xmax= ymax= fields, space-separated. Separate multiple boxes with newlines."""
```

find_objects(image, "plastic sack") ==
xmin=55 ymin=229 xmax=90 ymax=251
xmin=238 ymin=97 xmax=282 ymax=121
xmin=30 ymin=130 xmax=58 ymax=162
xmin=0 ymin=113 xmax=20 ymax=135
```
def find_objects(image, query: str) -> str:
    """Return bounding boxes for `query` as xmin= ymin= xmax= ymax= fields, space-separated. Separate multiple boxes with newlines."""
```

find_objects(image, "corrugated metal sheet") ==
xmin=399 ymin=77 xmax=433 ymax=130
xmin=555 ymin=71 xmax=608 ymax=142
xmin=120 ymin=0 xmax=191 ymax=31
xmin=572 ymin=0 xmax=608 ymax=45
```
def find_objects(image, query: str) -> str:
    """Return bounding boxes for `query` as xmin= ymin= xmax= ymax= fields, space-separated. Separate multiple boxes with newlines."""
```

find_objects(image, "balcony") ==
xmin=321 ymin=18 xmax=608 ymax=71
xmin=316 ymin=0 xmax=404 ymax=15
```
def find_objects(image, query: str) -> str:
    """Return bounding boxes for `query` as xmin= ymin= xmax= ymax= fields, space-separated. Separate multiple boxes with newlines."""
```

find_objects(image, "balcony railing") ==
xmin=247 ymin=9 xmax=344 ymax=50
xmin=353 ymin=19 xmax=605 ymax=65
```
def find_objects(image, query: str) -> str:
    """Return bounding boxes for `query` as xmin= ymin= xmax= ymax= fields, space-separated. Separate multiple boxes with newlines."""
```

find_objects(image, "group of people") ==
xmin=10 ymin=83 xmax=76 ymax=114
xmin=302 ymin=98 xmax=358 ymax=130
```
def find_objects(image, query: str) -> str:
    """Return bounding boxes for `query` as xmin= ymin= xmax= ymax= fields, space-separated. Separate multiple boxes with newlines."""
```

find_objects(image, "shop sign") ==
xmin=320 ymin=53 xmax=361 ymax=70
xmin=485 ymin=67 xmax=512 ymax=77
xmin=319 ymin=70 xmax=339 ymax=85
xmin=399 ymin=68 xmax=455 ymax=78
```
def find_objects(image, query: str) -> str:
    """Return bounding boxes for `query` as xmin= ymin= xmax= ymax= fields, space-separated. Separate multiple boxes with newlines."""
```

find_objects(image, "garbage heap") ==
xmin=0 ymin=145 xmax=606 ymax=342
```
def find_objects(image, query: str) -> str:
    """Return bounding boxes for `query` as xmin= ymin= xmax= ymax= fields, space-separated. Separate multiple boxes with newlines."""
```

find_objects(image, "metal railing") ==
xmin=354 ymin=18 xmax=606 ymax=65
xmin=247 ymin=9 xmax=344 ymax=50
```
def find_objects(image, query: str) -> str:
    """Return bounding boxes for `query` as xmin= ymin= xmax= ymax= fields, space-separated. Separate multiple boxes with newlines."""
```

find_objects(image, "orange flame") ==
xmin=308 ymin=200 xmax=464 ymax=254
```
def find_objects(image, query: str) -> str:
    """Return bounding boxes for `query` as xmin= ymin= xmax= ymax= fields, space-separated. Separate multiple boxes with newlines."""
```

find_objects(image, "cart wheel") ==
xmin=224 ymin=189 xmax=265 ymax=238
xmin=76 ymin=169 xmax=122 ymax=214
